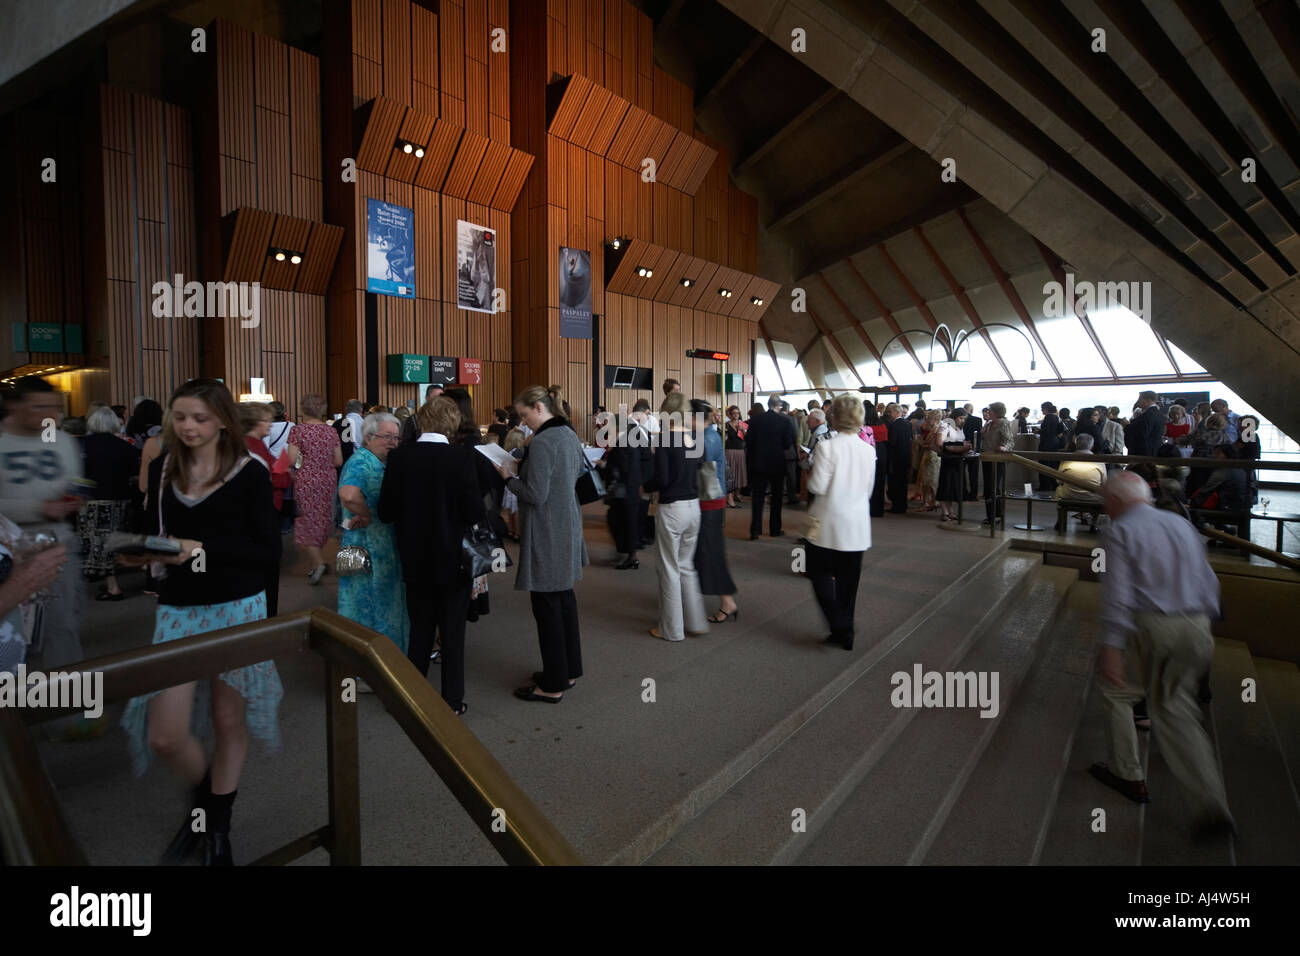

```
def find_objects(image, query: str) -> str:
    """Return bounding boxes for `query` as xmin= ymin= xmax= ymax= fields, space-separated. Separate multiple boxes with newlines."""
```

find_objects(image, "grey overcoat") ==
xmin=507 ymin=418 xmax=590 ymax=591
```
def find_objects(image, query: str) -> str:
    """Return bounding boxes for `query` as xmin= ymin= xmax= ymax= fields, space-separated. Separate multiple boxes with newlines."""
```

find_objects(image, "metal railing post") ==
xmin=324 ymin=659 xmax=362 ymax=865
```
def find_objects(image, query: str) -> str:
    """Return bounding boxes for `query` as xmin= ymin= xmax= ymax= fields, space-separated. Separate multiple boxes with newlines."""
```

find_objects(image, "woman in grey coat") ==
xmin=496 ymin=385 xmax=589 ymax=702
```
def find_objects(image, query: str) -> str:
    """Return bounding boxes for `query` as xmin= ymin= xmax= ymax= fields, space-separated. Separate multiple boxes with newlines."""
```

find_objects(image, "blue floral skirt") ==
xmin=121 ymin=592 xmax=283 ymax=776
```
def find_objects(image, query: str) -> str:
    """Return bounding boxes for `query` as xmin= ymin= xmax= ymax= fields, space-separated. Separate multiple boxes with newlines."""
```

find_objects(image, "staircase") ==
xmin=643 ymin=551 xmax=1300 ymax=865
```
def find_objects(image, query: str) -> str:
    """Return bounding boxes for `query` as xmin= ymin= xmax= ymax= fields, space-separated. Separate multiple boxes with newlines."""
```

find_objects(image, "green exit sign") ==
xmin=11 ymin=323 xmax=82 ymax=353
xmin=386 ymin=353 xmax=430 ymax=383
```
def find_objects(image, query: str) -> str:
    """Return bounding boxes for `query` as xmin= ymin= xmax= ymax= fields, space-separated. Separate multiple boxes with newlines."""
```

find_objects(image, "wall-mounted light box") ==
xmin=12 ymin=323 xmax=83 ymax=354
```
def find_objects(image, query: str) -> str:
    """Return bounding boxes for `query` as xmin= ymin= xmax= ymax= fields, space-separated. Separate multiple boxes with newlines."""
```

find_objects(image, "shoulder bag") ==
xmin=576 ymin=447 xmax=606 ymax=505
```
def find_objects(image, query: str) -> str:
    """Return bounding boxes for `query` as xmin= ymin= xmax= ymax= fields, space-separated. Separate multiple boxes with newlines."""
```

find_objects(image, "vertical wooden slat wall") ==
xmin=199 ymin=21 xmax=327 ymax=421
xmin=508 ymin=0 xmax=761 ymax=440
xmin=324 ymin=0 xmax=515 ymax=415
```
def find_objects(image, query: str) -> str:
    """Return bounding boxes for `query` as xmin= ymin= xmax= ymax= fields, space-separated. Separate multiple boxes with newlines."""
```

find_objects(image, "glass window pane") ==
xmin=1165 ymin=339 xmax=1207 ymax=373
xmin=1085 ymin=307 xmax=1175 ymax=377
xmin=1035 ymin=314 xmax=1112 ymax=378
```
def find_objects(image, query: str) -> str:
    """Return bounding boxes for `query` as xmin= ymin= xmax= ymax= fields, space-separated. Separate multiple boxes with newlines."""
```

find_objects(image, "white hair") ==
xmin=808 ymin=408 xmax=826 ymax=424
xmin=1074 ymin=433 xmax=1094 ymax=452
xmin=1104 ymin=469 xmax=1152 ymax=506
xmin=361 ymin=412 xmax=400 ymax=441
xmin=87 ymin=405 xmax=122 ymax=435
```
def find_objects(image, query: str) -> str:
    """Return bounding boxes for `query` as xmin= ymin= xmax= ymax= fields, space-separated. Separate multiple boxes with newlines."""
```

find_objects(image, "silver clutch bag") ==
xmin=335 ymin=545 xmax=372 ymax=576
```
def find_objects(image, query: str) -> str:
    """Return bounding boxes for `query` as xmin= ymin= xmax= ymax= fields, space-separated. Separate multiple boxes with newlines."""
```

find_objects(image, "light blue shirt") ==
xmin=1098 ymin=503 xmax=1221 ymax=650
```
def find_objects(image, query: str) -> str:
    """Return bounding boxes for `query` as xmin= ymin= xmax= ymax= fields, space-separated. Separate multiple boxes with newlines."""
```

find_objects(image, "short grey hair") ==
xmin=87 ymin=405 xmax=121 ymax=435
xmin=361 ymin=412 xmax=400 ymax=441
xmin=346 ymin=399 xmax=365 ymax=414
xmin=1074 ymin=433 xmax=1094 ymax=452
xmin=808 ymin=408 xmax=826 ymax=424
xmin=1104 ymin=469 xmax=1152 ymax=506
xmin=767 ymin=393 xmax=784 ymax=409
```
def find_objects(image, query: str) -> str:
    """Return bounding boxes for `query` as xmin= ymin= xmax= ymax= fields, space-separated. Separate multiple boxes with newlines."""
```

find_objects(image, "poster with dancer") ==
xmin=366 ymin=199 xmax=415 ymax=298
xmin=558 ymin=246 xmax=592 ymax=338
xmin=456 ymin=219 xmax=496 ymax=313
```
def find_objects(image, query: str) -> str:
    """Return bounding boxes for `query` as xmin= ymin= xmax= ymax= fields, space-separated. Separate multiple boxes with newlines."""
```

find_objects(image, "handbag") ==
xmin=697 ymin=460 xmax=723 ymax=500
xmin=576 ymin=452 xmax=606 ymax=505
xmin=462 ymin=522 xmax=511 ymax=578
xmin=335 ymin=544 xmax=372 ymax=576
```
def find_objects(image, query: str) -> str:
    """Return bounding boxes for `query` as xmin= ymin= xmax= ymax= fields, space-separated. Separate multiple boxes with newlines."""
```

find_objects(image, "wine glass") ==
xmin=12 ymin=530 xmax=61 ymax=602
xmin=1259 ymin=496 xmax=1270 ymax=515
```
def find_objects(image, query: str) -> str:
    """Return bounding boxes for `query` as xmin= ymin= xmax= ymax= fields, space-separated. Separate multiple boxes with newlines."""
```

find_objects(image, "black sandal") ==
xmin=513 ymin=685 xmax=562 ymax=703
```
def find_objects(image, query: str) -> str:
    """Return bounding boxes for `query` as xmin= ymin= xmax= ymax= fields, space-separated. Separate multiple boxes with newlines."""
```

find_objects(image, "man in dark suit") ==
xmin=1125 ymin=390 xmax=1167 ymax=458
xmin=962 ymin=402 xmax=982 ymax=500
xmin=379 ymin=396 xmax=485 ymax=715
xmin=1037 ymin=400 xmax=1065 ymax=492
xmin=885 ymin=403 xmax=913 ymax=513
xmin=745 ymin=394 xmax=795 ymax=538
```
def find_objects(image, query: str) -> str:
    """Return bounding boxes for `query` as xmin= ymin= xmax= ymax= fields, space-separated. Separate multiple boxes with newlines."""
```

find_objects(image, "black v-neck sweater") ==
xmin=145 ymin=456 xmax=280 ymax=607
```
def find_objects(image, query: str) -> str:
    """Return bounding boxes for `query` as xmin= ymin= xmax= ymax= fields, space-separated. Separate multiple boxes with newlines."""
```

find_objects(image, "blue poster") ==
xmin=366 ymin=199 xmax=415 ymax=298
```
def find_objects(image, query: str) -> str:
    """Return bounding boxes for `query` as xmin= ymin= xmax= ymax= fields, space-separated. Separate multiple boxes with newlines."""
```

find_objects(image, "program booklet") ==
xmin=104 ymin=532 xmax=182 ymax=556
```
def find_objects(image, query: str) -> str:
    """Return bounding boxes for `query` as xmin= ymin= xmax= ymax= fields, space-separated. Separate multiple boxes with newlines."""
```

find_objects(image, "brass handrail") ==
xmin=4 ymin=608 xmax=583 ymax=866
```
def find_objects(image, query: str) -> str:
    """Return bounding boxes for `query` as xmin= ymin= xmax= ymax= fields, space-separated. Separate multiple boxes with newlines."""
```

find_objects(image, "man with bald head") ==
xmin=1089 ymin=471 xmax=1234 ymax=840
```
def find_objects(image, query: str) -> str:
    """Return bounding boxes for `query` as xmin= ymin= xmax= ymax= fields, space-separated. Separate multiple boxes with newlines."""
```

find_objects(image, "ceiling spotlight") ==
xmin=644 ymin=268 xmax=653 ymax=277
xmin=402 ymin=142 xmax=413 ymax=154
xmin=680 ymin=278 xmax=693 ymax=287
xmin=274 ymin=250 xmax=286 ymax=262
xmin=414 ymin=146 xmax=425 ymax=158
xmin=290 ymin=254 xmax=302 ymax=265
xmin=637 ymin=267 xmax=647 ymax=277
xmin=611 ymin=238 xmax=621 ymax=250
xmin=718 ymin=287 xmax=732 ymax=298
xmin=751 ymin=296 xmax=763 ymax=305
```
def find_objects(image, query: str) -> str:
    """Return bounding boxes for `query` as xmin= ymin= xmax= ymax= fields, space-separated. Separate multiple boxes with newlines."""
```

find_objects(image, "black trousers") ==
xmin=984 ymin=462 xmax=1007 ymax=523
xmin=887 ymin=467 xmax=909 ymax=513
xmin=1038 ymin=458 xmax=1058 ymax=492
xmin=964 ymin=457 xmax=980 ymax=500
xmin=749 ymin=471 xmax=786 ymax=536
xmin=407 ymin=577 xmax=473 ymax=707
xmin=807 ymin=543 xmax=864 ymax=647
xmin=531 ymin=589 xmax=582 ymax=694
xmin=870 ymin=459 xmax=887 ymax=517
xmin=785 ymin=457 xmax=799 ymax=503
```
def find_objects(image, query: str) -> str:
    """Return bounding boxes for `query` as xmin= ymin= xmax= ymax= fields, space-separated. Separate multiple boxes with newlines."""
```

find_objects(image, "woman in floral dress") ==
xmin=287 ymin=394 xmax=342 ymax=584
xmin=337 ymin=413 xmax=408 ymax=656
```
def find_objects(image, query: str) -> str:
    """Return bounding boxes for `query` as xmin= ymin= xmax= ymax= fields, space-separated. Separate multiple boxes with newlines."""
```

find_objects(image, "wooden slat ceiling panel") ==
xmin=679 ymin=261 xmax=721 ymax=310
xmin=587 ymin=93 xmax=629 ymax=156
xmin=223 ymin=208 xmax=276 ymax=282
xmin=442 ymin=129 xmax=489 ymax=198
xmin=665 ymin=254 xmax=708 ymax=306
xmin=606 ymin=238 xmax=648 ymax=294
xmin=625 ymin=110 xmax=665 ymax=172
xmin=569 ymin=82 xmax=612 ymax=149
xmin=384 ymin=106 xmax=437 ymax=181
xmin=261 ymin=215 xmax=313 ymax=289
xmin=548 ymin=74 xmax=592 ymax=141
xmin=355 ymin=97 xmax=407 ymax=172
xmin=467 ymin=139 xmax=512 ymax=206
xmin=413 ymin=117 xmax=464 ymax=190
xmin=680 ymin=141 xmax=718 ymax=196
xmin=643 ymin=245 xmax=681 ymax=300
xmin=608 ymin=104 xmax=651 ymax=167
xmin=491 ymin=149 xmax=534 ymax=211
xmin=296 ymin=223 xmax=344 ymax=294
xmin=657 ymin=132 xmax=693 ymax=189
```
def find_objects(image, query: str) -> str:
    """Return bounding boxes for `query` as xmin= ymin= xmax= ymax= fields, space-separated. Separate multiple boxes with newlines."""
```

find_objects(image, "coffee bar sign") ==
xmin=389 ymin=354 xmax=483 ymax=386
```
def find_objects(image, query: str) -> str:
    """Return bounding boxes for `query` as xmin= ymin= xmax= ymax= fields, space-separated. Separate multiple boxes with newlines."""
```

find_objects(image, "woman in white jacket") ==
xmin=805 ymin=393 xmax=875 ymax=650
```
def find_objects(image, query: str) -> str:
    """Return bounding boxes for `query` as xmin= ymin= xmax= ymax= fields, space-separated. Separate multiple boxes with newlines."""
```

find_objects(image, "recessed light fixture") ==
xmin=269 ymin=246 xmax=303 ymax=265
xmin=680 ymin=278 xmax=693 ymax=287
xmin=414 ymin=146 xmax=425 ymax=158
xmin=290 ymin=254 xmax=302 ymax=265
xmin=718 ymin=287 xmax=733 ymax=298
xmin=751 ymin=296 xmax=763 ymax=305
xmin=611 ymin=238 xmax=621 ymax=250
xmin=636 ymin=267 xmax=653 ymax=277
xmin=274 ymin=250 xmax=286 ymax=262
xmin=403 ymin=142 xmax=413 ymax=153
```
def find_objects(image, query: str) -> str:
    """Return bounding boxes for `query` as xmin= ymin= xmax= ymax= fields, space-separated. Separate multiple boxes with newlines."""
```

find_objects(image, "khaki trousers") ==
xmin=1097 ymin=612 xmax=1233 ymax=824
xmin=654 ymin=499 xmax=707 ymax=641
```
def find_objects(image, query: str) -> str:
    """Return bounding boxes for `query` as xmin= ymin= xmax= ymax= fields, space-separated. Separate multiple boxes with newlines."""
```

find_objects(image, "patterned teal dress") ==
xmin=337 ymin=448 xmax=409 ymax=653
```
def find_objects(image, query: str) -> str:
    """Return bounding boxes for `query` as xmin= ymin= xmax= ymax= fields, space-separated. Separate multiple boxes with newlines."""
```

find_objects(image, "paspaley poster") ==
xmin=456 ymin=219 xmax=496 ymax=314
xmin=365 ymin=199 xmax=415 ymax=298
xmin=558 ymin=247 xmax=592 ymax=339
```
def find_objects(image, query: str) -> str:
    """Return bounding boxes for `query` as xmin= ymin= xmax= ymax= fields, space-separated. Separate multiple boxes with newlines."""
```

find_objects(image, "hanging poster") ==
xmin=558 ymin=247 xmax=593 ymax=339
xmin=456 ymin=219 xmax=496 ymax=313
xmin=366 ymin=199 xmax=415 ymax=298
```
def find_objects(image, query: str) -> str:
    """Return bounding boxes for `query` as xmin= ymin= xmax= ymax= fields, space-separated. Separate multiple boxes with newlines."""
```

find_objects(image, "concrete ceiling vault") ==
xmin=636 ymin=0 xmax=1300 ymax=439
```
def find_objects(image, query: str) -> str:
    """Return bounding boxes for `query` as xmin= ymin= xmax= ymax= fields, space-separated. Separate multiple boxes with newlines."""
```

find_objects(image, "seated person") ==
xmin=1189 ymin=445 xmax=1248 ymax=519
xmin=1055 ymin=433 xmax=1107 ymax=502
xmin=1130 ymin=462 xmax=1187 ymax=514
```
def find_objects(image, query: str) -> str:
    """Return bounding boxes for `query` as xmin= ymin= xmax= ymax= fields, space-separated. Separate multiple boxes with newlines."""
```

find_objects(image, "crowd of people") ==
xmin=0 ymin=373 xmax=1260 ymax=861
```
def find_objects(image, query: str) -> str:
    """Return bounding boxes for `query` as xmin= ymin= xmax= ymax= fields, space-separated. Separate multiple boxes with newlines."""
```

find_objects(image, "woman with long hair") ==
xmin=724 ymin=405 xmax=747 ymax=508
xmin=119 ymin=380 xmax=283 ymax=865
xmin=125 ymin=399 xmax=163 ymax=450
xmin=692 ymin=400 xmax=738 ymax=623
xmin=918 ymin=409 xmax=942 ymax=512
xmin=80 ymin=405 xmax=141 ymax=601
xmin=287 ymin=394 xmax=342 ymax=584
xmin=238 ymin=402 xmax=289 ymax=616
xmin=495 ymin=386 xmax=588 ymax=700
xmin=445 ymin=387 xmax=506 ymax=623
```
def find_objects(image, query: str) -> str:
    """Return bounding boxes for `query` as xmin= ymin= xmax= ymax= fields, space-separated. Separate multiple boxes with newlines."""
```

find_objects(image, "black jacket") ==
xmin=606 ymin=420 xmax=652 ymax=498
xmin=886 ymin=416 xmax=913 ymax=474
xmin=744 ymin=410 xmax=794 ymax=475
xmin=378 ymin=440 xmax=485 ymax=587
xmin=1126 ymin=405 xmax=1167 ymax=458
xmin=82 ymin=433 xmax=141 ymax=501
xmin=1038 ymin=414 xmax=1065 ymax=453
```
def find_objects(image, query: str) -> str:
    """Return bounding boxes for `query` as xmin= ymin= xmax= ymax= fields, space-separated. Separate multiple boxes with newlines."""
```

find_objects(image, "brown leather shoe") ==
xmin=1089 ymin=762 xmax=1150 ymax=803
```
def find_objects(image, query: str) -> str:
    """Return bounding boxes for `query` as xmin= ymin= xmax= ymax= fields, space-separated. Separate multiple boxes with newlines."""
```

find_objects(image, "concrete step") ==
xmin=795 ymin=565 xmax=1076 ymax=865
xmin=1254 ymin=657 xmax=1300 ymax=801
xmin=923 ymin=580 xmax=1099 ymax=865
xmin=643 ymin=549 xmax=1041 ymax=865
xmin=1206 ymin=638 xmax=1300 ymax=864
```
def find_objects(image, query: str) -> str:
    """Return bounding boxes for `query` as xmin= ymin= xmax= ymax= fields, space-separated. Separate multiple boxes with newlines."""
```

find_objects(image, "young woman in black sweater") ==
xmin=119 ymin=379 xmax=283 ymax=866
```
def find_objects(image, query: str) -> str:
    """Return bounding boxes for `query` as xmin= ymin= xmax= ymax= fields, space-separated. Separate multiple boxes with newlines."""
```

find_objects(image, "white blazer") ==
xmin=806 ymin=432 xmax=875 ymax=552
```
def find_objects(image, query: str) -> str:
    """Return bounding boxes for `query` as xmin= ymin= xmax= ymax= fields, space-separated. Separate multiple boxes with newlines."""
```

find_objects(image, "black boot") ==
xmin=160 ymin=772 xmax=209 ymax=865
xmin=203 ymin=788 xmax=237 ymax=866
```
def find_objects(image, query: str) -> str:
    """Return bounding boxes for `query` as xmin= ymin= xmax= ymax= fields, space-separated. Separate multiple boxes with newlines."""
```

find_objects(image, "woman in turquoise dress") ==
xmin=337 ymin=413 xmax=409 ymax=654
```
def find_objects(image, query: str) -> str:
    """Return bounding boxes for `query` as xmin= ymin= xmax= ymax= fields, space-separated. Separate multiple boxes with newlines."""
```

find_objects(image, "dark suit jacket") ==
xmin=963 ymin=414 xmax=982 ymax=447
xmin=886 ymin=416 xmax=913 ymax=474
xmin=607 ymin=420 xmax=652 ymax=496
xmin=378 ymin=440 xmax=485 ymax=587
xmin=744 ymin=409 xmax=794 ymax=475
xmin=1038 ymin=413 xmax=1064 ymax=453
xmin=1126 ymin=406 xmax=1167 ymax=458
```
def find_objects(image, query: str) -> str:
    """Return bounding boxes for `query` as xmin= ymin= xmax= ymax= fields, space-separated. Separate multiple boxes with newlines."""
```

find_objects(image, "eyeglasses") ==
xmin=377 ymin=433 xmax=400 ymax=442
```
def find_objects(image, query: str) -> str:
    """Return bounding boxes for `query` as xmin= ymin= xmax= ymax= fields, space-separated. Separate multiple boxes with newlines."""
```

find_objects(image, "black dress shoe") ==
xmin=160 ymin=812 xmax=204 ymax=865
xmin=533 ymin=671 xmax=576 ymax=689
xmin=203 ymin=831 xmax=233 ymax=866
xmin=1089 ymin=762 xmax=1150 ymax=803
xmin=514 ymin=685 xmax=562 ymax=703
xmin=615 ymin=557 xmax=639 ymax=570
xmin=770 ymin=530 xmax=785 ymax=538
